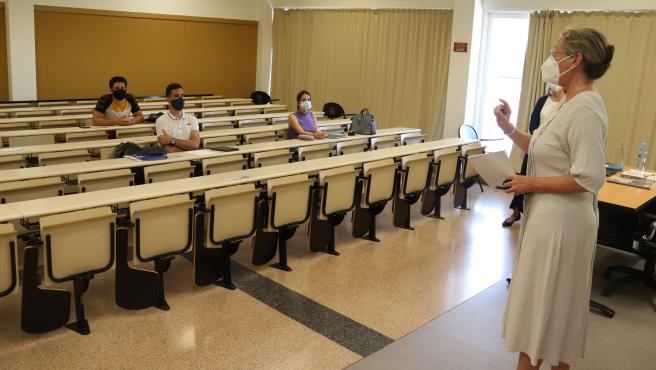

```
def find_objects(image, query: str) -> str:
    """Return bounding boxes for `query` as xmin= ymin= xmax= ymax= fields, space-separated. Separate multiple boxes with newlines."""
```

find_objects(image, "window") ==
xmin=473 ymin=12 xmax=530 ymax=153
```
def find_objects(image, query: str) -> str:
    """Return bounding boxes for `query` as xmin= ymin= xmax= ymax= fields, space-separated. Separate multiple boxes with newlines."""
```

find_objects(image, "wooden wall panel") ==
xmin=34 ymin=7 xmax=258 ymax=99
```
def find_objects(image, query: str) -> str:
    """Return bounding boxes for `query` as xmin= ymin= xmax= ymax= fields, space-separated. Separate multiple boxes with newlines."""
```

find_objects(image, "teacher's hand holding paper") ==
xmin=501 ymin=175 xmax=534 ymax=195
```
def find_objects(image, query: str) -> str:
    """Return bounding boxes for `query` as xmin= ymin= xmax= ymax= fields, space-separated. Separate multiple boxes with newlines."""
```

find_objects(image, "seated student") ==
xmin=93 ymin=76 xmax=143 ymax=126
xmin=155 ymin=83 xmax=200 ymax=153
xmin=288 ymin=90 xmax=327 ymax=139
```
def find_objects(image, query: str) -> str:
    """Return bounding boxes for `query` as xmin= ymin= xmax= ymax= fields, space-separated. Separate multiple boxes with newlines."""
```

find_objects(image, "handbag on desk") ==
xmin=349 ymin=108 xmax=376 ymax=135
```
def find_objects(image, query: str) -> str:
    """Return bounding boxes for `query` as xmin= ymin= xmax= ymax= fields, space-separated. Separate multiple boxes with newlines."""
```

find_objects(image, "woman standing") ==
xmin=503 ymin=85 xmax=566 ymax=227
xmin=494 ymin=27 xmax=614 ymax=370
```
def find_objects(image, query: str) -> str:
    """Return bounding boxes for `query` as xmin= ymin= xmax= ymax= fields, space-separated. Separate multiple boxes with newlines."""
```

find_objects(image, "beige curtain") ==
xmin=271 ymin=9 xmax=453 ymax=139
xmin=515 ymin=10 xmax=656 ymax=169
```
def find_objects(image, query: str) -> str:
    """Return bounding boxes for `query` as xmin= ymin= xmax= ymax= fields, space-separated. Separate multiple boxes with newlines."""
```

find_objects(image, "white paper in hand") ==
xmin=468 ymin=151 xmax=516 ymax=190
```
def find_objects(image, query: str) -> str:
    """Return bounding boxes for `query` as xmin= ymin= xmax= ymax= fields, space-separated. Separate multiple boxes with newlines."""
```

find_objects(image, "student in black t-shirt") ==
xmin=92 ymin=76 xmax=143 ymax=126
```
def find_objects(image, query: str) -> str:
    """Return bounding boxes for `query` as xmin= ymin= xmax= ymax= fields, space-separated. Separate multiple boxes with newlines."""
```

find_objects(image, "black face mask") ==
xmin=171 ymin=97 xmax=185 ymax=111
xmin=112 ymin=89 xmax=127 ymax=100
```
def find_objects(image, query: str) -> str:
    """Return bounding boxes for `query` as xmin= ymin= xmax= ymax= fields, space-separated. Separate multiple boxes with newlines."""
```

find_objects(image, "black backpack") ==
xmin=113 ymin=142 xmax=142 ymax=158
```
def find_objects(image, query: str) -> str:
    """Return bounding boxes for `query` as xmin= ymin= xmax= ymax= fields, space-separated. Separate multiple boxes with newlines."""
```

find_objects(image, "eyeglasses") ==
xmin=549 ymin=49 xmax=564 ymax=58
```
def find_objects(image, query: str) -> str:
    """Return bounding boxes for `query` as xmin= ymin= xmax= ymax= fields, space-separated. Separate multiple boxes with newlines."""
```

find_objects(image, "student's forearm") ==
xmin=174 ymin=138 xmax=200 ymax=151
xmin=132 ymin=114 xmax=144 ymax=124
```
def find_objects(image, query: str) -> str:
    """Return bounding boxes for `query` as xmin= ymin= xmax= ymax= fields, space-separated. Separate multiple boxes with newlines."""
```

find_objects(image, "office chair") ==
xmin=322 ymin=102 xmax=346 ymax=119
xmin=457 ymin=124 xmax=504 ymax=142
xmin=456 ymin=125 xmax=495 ymax=194
xmin=602 ymin=212 xmax=656 ymax=297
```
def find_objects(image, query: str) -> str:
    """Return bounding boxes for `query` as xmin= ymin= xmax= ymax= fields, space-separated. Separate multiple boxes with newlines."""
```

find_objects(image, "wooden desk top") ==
xmin=0 ymin=136 xmax=157 ymax=157
xmin=142 ymin=104 xmax=287 ymax=115
xmin=0 ymin=119 xmax=349 ymax=147
xmin=598 ymin=176 xmax=656 ymax=211
xmin=0 ymin=98 xmax=252 ymax=114
xmin=4 ymin=138 xmax=475 ymax=220
xmin=0 ymin=204 xmax=22 ymax=223
xmin=198 ymin=111 xmax=324 ymax=124
xmin=0 ymin=104 xmax=285 ymax=125
xmin=0 ymin=127 xmax=419 ymax=180
xmin=0 ymin=124 xmax=156 ymax=138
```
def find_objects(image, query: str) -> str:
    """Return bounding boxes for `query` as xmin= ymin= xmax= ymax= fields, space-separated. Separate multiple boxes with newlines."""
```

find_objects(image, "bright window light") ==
xmin=474 ymin=12 xmax=529 ymax=153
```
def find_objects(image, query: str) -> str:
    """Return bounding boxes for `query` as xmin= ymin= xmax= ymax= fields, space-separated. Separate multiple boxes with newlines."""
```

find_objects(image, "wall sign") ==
xmin=453 ymin=42 xmax=468 ymax=52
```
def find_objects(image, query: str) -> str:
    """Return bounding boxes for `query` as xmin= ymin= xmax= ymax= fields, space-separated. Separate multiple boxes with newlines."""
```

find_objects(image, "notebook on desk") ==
xmin=607 ymin=176 xmax=653 ymax=189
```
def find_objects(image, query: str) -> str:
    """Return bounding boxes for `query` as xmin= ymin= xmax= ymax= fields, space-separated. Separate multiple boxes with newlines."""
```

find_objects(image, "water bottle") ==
xmin=636 ymin=143 xmax=648 ymax=171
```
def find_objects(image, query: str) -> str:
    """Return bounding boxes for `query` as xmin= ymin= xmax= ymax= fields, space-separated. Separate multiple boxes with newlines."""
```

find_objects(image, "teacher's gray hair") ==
xmin=561 ymin=27 xmax=615 ymax=80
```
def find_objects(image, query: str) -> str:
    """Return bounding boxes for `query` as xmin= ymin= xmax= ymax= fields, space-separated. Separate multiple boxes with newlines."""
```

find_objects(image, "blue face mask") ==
xmin=171 ymin=97 xmax=185 ymax=111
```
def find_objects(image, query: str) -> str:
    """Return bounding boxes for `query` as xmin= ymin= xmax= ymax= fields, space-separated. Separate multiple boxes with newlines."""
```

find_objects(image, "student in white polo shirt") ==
xmin=155 ymin=83 xmax=200 ymax=153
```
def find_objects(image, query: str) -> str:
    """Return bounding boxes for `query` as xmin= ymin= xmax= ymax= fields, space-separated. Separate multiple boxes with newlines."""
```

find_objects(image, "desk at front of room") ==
xmin=597 ymin=175 xmax=656 ymax=253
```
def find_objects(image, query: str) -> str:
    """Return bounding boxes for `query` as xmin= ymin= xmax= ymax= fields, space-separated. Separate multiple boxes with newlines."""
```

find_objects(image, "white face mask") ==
xmin=541 ymin=54 xmax=574 ymax=85
xmin=299 ymin=100 xmax=312 ymax=112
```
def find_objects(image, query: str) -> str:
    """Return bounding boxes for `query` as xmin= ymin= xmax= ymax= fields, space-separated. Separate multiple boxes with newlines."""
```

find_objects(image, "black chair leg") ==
xmin=271 ymin=227 xmax=296 ymax=272
xmin=453 ymin=182 xmax=469 ymax=210
xmin=216 ymin=242 xmax=240 ymax=290
xmin=154 ymin=256 xmax=173 ymax=311
xmin=602 ymin=258 xmax=656 ymax=297
xmin=590 ymin=300 xmax=615 ymax=318
xmin=326 ymin=216 xmax=341 ymax=256
xmin=428 ymin=194 xmax=445 ymax=220
xmin=65 ymin=274 xmax=92 ymax=335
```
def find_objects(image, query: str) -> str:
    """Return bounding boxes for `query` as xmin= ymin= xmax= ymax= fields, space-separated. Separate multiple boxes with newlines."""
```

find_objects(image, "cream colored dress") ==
xmin=502 ymin=91 xmax=608 ymax=367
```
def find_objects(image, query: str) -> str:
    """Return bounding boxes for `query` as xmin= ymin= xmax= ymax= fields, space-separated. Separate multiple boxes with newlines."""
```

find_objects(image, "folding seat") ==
xmin=202 ymin=155 xmax=247 ymax=175
xmin=336 ymin=139 xmax=367 ymax=155
xmin=370 ymin=135 xmax=399 ymax=150
xmin=21 ymin=207 xmax=115 ymax=335
xmin=37 ymin=120 xmax=80 ymax=129
xmin=0 ymin=155 xmax=25 ymax=170
xmin=77 ymin=169 xmax=135 ymax=193
xmin=0 ymin=224 xmax=18 ymax=298
xmin=115 ymin=127 xmax=156 ymax=139
xmin=143 ymin=161 xmax=194 ymax=183
xmin=352 ymin=159 xmax=397 ymax=242
xmin=252 ymin=174 xmax=314 ymax=271
xmin=252 ymin=149 xmax=291 ymax=168
xmin=297 ymin=144 xmax=332 ymax=161
xmin=243 ymin=132 xmax=279 ymax=144
xmin=308 ymin=166 xmax=359 ymax=255
xmin=0 ymin=177 xmax=63 ymax=204
xmin=202 ymin=135 xmax=240 ymax=149
xmin=8 ymin=134 xmax=55 ymax=147
xmin=120 ymin=194 xmax=194 ymax=310
xmin=38 ymin=149 xmax=91 ymax=166
xmin=392 ymin=153 xmax=431 ymax=229
xmin=64 ymin=131 xmax=108 ymax=143
xmin=421 ymin=148 xmax=460 ymax=219
xmin=194 ymin=184 xmax=260 ymax=288
xmin=453 ymin=144 xmax=485 ymax=210
xmin=235 ymin=117 xmax=268 ymax=128
xmin=400 ymin=132 xmax=425 ymax=146
xmin=200 ymin=121 xmax=234 ymax=131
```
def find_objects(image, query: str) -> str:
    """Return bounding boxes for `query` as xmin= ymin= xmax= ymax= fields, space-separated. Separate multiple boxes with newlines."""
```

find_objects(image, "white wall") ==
xmin=442 ymin=0 xmax=481 ymax=138
xmin=4 ymin=0 xmax=272 ymax=99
